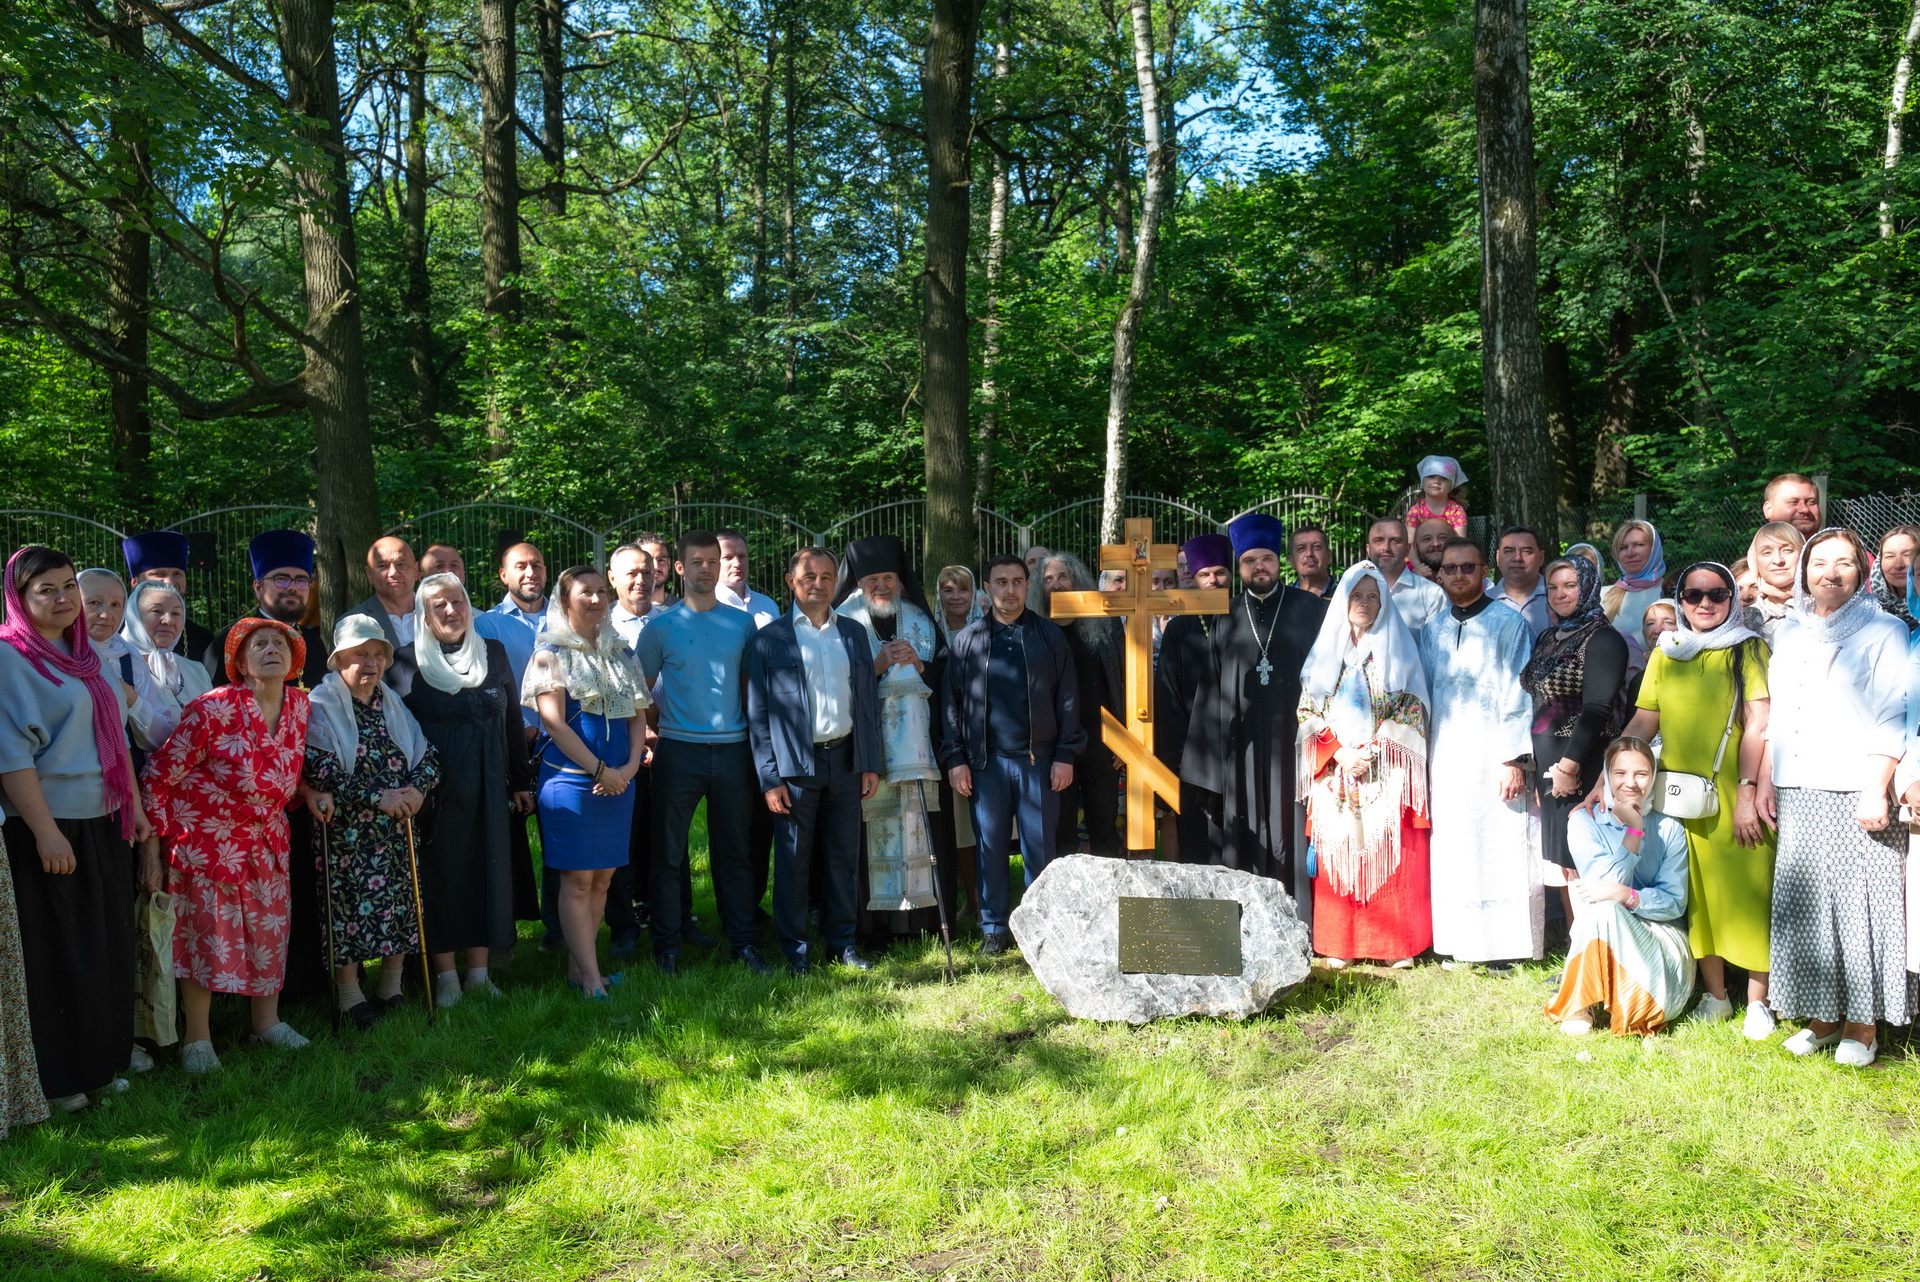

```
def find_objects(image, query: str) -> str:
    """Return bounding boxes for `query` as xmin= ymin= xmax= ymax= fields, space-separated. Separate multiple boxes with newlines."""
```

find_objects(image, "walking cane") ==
xmin=916 ymin=781 xmax=956 ymax=982
xmin=403 ymin=815 xmax=435 ymax=1026
xmin=319 ymin=813 xmax=341 ymax=1035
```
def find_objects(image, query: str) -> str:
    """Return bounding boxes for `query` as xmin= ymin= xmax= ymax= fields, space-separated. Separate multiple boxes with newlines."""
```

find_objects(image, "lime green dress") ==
xmin=1635 ymin=641 xmax=1775 ymax=971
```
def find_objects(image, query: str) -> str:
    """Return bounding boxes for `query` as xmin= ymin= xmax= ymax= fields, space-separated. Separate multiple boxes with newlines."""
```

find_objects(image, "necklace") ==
xmin=1245 ymin=590 xmax=1280 ymax=685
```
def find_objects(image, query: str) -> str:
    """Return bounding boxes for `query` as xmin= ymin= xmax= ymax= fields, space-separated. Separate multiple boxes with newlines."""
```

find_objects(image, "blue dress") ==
xmin=535 ymin=694 xmax=635 ymax=871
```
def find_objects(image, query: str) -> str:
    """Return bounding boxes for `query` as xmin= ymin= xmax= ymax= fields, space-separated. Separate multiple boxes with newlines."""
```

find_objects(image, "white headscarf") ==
xmin=308 ymin=652 xmax=430 ymax=778
xmin=1792 ymin=528 xmax=1883 ymax=645
xmin=1300 ymin=561 xmax=1429 ymax=713
xmin=1659 ymin=562 xmax=1759 ymax=661
xmin=411 ymin=572 xmax=490 ymax=694
xmin=522 ymin=590 xmax=650 ymax=717
xmin=119 ymin=579 xmax=190 ymax=693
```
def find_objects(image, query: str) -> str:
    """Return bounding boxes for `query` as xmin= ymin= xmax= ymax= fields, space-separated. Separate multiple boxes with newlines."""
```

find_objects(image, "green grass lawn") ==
xmin=4 ymin=824 xmax=1920 ymax=1280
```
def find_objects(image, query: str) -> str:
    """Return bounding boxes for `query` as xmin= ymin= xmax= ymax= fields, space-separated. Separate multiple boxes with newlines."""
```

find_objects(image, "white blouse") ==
xmin=1768 ymin=612 xmax=1909 ymax=791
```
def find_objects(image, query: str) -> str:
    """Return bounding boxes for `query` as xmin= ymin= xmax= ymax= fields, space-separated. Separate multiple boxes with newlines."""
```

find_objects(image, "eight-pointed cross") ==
xmin=1047 ymin=518 xmax=1230 ymax=853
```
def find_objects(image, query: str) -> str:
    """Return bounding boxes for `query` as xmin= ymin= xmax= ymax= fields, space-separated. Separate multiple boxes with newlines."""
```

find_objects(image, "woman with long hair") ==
xmin=1601 ymin=520 xmax=1665 ymax=642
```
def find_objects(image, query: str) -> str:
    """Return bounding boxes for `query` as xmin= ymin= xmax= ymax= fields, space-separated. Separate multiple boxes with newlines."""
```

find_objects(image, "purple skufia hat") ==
xmin=1181 ymin=534 xmax=1233 ymax=574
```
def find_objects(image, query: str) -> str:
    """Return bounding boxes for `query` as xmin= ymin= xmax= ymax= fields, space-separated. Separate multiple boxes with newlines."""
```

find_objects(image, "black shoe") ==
xmin=682 ymin=921 xmax=719 ymax=949
xmin=831 ymin=946 xmax=874 ymax=972
xmin=654 ymin=950 xmax=680 ymax=976
xmin=1485 ymin=961 xmax=1515 ymax=976
xmin=980 ymin=933 xmax=1013 ymax=957
xmin=378 ymin=993 xmax=410 ymax=1012
xmin=344 ymin=1001 xmax=381 ymax=1032
xmin=609 ymin=932 xmax=639 ymax=960
xmin=733 ymin=945 xmax=775 ymax=976
xmin=539 ymin=932 xmax=564 ymax=953
xmin=787 ymin=959 xmax=810 ymax=977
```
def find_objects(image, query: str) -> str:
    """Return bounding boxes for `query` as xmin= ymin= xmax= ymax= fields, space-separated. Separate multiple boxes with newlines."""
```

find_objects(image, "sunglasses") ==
xmin=1679 ymin=587 xmax=1732 ymax=605
xmin=1437 ymin=563 xmax=1482 ymax=576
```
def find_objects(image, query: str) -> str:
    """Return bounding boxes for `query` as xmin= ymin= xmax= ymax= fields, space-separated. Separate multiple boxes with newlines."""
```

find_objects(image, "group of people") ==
xmin=0 ymin=467 xmax=1912 ymax=1136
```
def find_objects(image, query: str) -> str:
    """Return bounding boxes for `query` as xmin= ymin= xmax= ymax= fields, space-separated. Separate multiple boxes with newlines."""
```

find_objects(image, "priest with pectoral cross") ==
xmin=1181 ymin=514 xmax=1329 ymax=927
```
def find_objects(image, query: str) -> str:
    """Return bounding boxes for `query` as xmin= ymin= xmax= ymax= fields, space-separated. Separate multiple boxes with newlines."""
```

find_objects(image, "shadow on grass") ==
xmin=0 ymin=1234 xmax=195 ymax=1281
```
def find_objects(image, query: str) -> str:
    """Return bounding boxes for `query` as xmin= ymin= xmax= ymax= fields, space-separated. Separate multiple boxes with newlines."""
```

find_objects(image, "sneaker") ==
xmin=180 ymin=1040 xmax=221 ymax=1075
xmin=980 ymin=933 xmax=1013 ymax=957
xmin=1390 ymin=958 xmax=1415 ymax=970
xmin=1783 ymin=1027 xmax=1843 ymax=1057
xmin=48 ymin=1092 xmax=90 ymax=1114
xmin=1559 ymin=1015 xmax=1593 ymax=1037
xmin=1439 ymin=960 xmax=1462 ymax=971
xmin=102 ymin=1077 xmax=130 ymax=1095
xmin=1688 ymin=992 xmax=1734 ymax=1024
xmin=1323 ymin=957 xmax=1349 ymax=970
xmin=127 ymin=1045 xmax=155 ymax=1074
xmin=252 ymin=1022 xmax=310 ymax=1051
xmin=1835 ymin=1037 xmax=1878 ymax=1068
xmin=1742 ymin=1000 xmax=1778 ymax=1041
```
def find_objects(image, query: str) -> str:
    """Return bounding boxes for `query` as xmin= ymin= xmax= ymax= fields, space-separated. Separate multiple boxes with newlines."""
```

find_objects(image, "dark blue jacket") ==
xmin=746 ymin=611 xmax=883 ymax=791
xmin=939 ymin=608 xmax=1085 ymax=771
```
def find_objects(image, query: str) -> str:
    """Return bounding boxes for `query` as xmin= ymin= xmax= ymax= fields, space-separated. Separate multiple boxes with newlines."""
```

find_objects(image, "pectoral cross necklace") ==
xmin=1246 ymin=589 xmax=1280 ymax=686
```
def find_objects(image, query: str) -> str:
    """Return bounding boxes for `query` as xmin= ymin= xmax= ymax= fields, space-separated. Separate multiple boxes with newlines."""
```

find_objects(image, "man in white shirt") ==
xmin=715 ymin=529 xmax=781 ymax=627
xmin=1493 ymin=525 xmax=1551 ymax=639
xmin=746 ymin=549 xmax=883 ymax=973
xmin=1367 ymin=518 xmax=1447 ymax=635
xmin=607 ymin=542 xmax=660 ymax=649
xmin=347 ymin=535 xmax=421 ymax=650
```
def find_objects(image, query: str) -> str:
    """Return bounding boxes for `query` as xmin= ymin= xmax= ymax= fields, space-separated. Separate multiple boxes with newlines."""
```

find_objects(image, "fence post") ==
xmin=1814 ymin=473 xmax=1829 ymax=519
xmin=1632 ymin=492 xmax=1647 ymax=522
xmin=591 ymin=532 xmax=606 ymax=571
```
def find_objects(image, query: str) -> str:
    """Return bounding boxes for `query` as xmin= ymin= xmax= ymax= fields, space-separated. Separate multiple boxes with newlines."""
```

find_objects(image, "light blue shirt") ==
xmin=476 ymin=595 xmax=547 ymax=727
xmin=1567 ymin=807 xmax=1689 ymax=922
xmin=634 ymin=601 xmax=755 ymax=743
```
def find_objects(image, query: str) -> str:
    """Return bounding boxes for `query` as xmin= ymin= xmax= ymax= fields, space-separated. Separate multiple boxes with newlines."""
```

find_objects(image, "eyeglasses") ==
xmin=1437 ymin=564 xmax=1482 ymax=576
xmin=264 ymin=575 xmax=312 ymax=590
xmin=1679 ymin=587 xmax=1731 ymax=605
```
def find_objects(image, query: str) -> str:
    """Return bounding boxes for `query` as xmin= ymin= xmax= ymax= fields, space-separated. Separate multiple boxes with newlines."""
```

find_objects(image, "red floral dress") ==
xmin=142 ymin=684 xmax=310 ymax=995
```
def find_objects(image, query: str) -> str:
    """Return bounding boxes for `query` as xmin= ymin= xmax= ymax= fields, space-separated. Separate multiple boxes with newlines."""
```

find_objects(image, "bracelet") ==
xmin=1624 ymin=827 xmax=1644 ymax=837
xmin=1738 ymin=779 xmax=1758 ymax=788
xmin=592 ymin=760 xmax=605 ymax=782
xmin=1627 ymin=889 xmax=1640 ymax=909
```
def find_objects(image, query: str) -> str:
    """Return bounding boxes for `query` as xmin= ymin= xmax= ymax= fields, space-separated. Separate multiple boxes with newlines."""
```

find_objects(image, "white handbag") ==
xmin=1650 ymin=696 xmax=1737 ymax=820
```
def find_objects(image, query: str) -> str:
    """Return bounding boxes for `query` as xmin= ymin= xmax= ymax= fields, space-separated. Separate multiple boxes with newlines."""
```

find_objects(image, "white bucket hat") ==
xmin=328 ymin=613 xmax=394 ymax=669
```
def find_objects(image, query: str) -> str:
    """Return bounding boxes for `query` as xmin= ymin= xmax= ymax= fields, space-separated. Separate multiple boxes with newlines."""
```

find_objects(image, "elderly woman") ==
xmin=1602 ymin=521 xmax=1665 ymax=642
xmin=143 ymin=617 xmax=311 ymax=1073
xmin=1766 ymin=529 xmax=1913 ymax=1067
xmin=118 ymin=579 xmax=213 ymax=753
xmin=400 ymin=573 xmax=532 ymax=1006
xmin=303 ymin=616 xmax=440 ymax=1028
xmin=0 ymin=547 xmax=150 ymax=1112
xmin=1296 ymin=563 xmax=1431 ymax=968
xmin=1742 ymin=521 xmax=1805 ymax=642
xmin=1522 ymin=557 xmax=1627 ymax=878
xmin=1619 ymin=562 xmax=1775 ymax=1037
xmin=524 ymin=567 xmax=649 ymax=1000
xmin=1037 ymin=553 xmax=1122 ymax=858
xmin=77 ymin=569 xmax=149 ymax=738
xmin=1872 ymin=524 xmax=1920 ymax=631
xmin=1545 ymin=738 xmax=1693 ymax=1036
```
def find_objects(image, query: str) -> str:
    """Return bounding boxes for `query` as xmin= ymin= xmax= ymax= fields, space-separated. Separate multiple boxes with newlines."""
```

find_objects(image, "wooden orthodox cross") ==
xmin=1048 ymin=517 xmax=1230 ymax=854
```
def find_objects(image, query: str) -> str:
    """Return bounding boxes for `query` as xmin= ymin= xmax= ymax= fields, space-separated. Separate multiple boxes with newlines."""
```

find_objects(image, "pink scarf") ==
xmin=0 ymin=549 xmax=136 ymax=837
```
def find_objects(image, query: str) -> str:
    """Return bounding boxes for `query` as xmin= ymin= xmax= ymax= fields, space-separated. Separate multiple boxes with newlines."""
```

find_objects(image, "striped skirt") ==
xmin=1545 ymin=900 xmax=1695 ymax=1036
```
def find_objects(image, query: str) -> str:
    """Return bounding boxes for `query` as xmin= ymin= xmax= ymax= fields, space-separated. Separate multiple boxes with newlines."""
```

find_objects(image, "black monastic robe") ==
xmin=1155 ymin=612 xmax=1225 ymax=863
xmin=1181 ymin=586 xmax=1328 ymax=923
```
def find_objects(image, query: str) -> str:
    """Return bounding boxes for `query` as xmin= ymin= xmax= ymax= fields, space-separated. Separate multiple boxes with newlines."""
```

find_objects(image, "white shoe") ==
xmin=127 ymin=1045 xmax=155 ymax=1073
xmin=1835 ymin=1038 xmax=1878 ymax=1067
xmin=48 ymin=1092 xmax=90 ymax=1113
xmin=252 ymin=1022 xmax=309 ymax=1051
xmin=1390 ymin=958 xmax=1415 ymax=970
xmin=1559 ymin=1016 xmax=1593 ymax=1037
xmin=1783 ymin=1027 xmax=1843 ymax=1057
xmin=1742 ymin=1001 xmax=1777 ymax=1041
xmin=180 ymin=1040 xmax=221 ymax=1075
xmin=1323 ymin=957 xmax=1349 ymax=970
xmin=102 ymin=1076 xmax=129 ymax=1094
xmin=1688 ymin=992 xmax=1734 ymax=1023
xmin=434 ymin=974 xmax=464 ymax=1009
xmin=1440 ymin=960 xmax=1462 ymax=971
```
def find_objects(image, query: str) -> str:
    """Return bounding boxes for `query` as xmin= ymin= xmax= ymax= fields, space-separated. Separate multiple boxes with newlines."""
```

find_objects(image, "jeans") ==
xmin=770 ymin=739 xmax=864 ymax=966
xmin=968 ymin=753 xmax=1060 ymax=936
xmin=649 ymin=737 xmax=758 ymax=954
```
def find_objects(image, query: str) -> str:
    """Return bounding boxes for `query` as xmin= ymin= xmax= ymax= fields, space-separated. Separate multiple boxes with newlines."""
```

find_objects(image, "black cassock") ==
xmin=1154 ymin=613 xmax=1226 ymax=864
xmin=1180 ymin=586 xmax=1328 ymax=924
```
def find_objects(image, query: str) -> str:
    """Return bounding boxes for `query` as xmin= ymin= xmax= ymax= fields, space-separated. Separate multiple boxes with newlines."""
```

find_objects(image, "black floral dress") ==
xmin=303 ymin=691 xmax=441 ymax=964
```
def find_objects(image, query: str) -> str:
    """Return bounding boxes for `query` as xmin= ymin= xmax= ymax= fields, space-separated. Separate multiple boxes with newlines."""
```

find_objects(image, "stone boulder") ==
xmin=1008 ymin=855 xmax=1312 ymax=1024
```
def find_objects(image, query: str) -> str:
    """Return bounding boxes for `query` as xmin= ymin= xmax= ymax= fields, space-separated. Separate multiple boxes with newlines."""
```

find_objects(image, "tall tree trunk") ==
xmin=1682 ymin=82 xmax=1715 ymax=430
xmin=1591 ymin=306 xmax=1640 ymax=502
xmin=1112 ymin=140 xmax=1135 ymax=277
xmin=751 ymin=14 xmax=773 ymax=318
xmin=103 ymin=3 xmax=152 ymax=523
xmin=479 ymin=0 xmax=521 ymax=458
xmin=1472 ymin=0 xmax=1555 ymax=533
xmin=920 ymin=0 xmax=983 ymax=574
xmin=975 ymin=2 xmax=1011 ymax=513
xmin=1099 ymin=0 xmax=1174 ymax=544
xmin=1882 ymin=0 xmax=1920 ymax=238
xmin=534 ymin=0 xmax=566 ymax=216
xmin=402 ymin=0 xmax=437 ymax=443
xmin=276 ymin=0 xmax=381 ymax=621
xmin=782 ymin=9 xmax=799 ymax=397
xmin=1541 ymin=336 xmax=1577 ymax=537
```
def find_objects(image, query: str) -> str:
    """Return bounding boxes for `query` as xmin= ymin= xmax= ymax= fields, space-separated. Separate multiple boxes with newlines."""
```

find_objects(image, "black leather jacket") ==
xmin=938 ymin=608 xmax=1086 ymax=771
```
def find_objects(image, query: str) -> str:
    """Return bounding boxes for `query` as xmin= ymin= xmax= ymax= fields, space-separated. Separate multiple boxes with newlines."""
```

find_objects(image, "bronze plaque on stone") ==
xmin=1117 ymin=897 xmax=1242 ymax=975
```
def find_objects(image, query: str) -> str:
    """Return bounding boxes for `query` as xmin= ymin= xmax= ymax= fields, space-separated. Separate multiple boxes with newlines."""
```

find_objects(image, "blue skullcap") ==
xmin=122 ymin=530 xmax=189 ymax=577
xmin=248 ymin=529 xmax=315 ymax=580
xmin=1227 ymin=514 xmax=1286 ymax=561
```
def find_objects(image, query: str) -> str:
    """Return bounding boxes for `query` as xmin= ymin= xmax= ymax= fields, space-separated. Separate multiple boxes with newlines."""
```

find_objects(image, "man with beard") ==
xmin=1181 ymin=515 xmax=1328 ymax=923
xmin=122 ymin=529 xmax=215 ymax=659
xmin=1412 ymin=517 xmax=1454 ymax=581
xmin=1367 ymin=518 xmax=1447 ymax=638
xmin=833 ymin=535 xmax=951 ymax=943
xmin=1420 ymin=536 xmax=1540 ymax=970
xmin=1155 ymin=533 xmax=1234 ymax=864
xmin=205 ymin=529 xmax=330 ymax=688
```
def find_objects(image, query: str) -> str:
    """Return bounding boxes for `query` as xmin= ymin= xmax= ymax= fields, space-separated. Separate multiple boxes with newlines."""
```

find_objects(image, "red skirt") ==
xmin=171 ymin=864 xmax=291 ymax=997
xmin=1311 ymin=818 xmax=1431 ymax=962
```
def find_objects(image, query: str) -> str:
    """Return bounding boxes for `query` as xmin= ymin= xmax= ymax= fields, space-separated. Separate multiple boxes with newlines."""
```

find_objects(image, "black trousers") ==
xmin=649 ymin=738 xmax=757 ymax=954
xmin=748 ymin=790 xmax=773 ymax=917
xmin=771 ymin=739 xmax=863 ymax=965
xmin=1176 ymin=781 xmax=1227 ymax=865
xmin=1054 ymin=741 xmax=1121 ymax=858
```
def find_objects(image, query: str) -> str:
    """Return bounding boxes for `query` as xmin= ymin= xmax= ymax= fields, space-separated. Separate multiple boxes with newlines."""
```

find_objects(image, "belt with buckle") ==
xmin=814 ymin=732 xmax=852 ymax=751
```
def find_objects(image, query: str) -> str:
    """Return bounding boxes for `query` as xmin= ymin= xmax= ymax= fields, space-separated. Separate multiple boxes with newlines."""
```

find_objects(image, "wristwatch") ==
xmin=1738 ymin=778 xmax=1758 ymax=788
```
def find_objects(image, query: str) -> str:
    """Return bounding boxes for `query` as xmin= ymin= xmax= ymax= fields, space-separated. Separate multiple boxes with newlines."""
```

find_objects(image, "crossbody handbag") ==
xmin=1651 ymin=693 xmax=1737 ymax=820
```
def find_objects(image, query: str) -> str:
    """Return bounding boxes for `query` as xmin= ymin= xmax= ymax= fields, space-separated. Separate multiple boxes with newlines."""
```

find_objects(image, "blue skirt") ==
xmin=536 ymin=707 xmax=635 ymax=872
